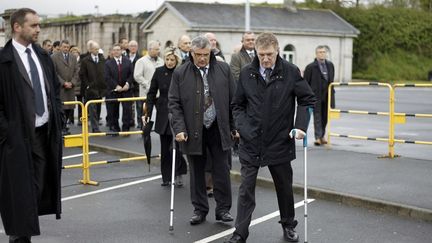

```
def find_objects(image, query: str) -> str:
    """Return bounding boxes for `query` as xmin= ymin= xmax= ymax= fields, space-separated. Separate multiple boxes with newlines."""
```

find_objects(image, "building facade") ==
xmin=141 ymin=1 xmax=359 ymax=82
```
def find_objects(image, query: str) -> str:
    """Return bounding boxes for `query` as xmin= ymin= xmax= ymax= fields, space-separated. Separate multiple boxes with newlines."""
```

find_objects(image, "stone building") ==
xmin=141 ymin=1 xmax=360 ymax=82
xmin=1 ymin=9 xmax=146 ymax=55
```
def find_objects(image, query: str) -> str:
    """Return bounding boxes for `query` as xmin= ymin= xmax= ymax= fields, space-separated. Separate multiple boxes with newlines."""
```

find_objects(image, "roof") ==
xmin=141 ymin=1 xmax=359 ymax=37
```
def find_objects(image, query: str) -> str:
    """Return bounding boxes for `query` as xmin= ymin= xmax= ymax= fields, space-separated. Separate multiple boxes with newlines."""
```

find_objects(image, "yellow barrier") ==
xmin=327 ymin=82 xmax=432 ymax=158
xmin=327 ymin=82 xmax=394 ymax=157
xmin=63 ymin=97 xmax=154 ymax=185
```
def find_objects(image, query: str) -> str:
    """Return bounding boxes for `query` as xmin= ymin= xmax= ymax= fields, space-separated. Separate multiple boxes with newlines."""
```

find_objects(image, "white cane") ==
xmin=304 ymin=107 xmax=313 ymax=243
xmin=168 ymin=114 xmax=176 ymax=231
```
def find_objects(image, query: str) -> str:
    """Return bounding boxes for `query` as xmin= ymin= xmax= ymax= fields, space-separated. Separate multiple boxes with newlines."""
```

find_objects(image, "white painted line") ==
xmin=62 ymin=151 xmax=98 ymax=160
xmin=194 ymin=199 xmax=315 ymax=243
xmin=61 ymin=175 xmax=162 ymax=201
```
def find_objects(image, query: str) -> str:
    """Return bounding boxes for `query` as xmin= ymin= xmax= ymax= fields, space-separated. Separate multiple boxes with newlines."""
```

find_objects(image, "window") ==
xmin=282 ymin=44 xmax=296 ymax=64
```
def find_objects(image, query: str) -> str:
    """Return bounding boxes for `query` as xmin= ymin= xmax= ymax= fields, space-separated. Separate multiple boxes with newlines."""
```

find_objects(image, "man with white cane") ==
xmin=227 ymin=33 xmax=316 ymax=243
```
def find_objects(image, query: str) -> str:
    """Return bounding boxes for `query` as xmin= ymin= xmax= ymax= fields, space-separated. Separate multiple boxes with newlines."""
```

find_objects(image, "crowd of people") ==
xmin=0 ymin=7 xmax=337 ymax=243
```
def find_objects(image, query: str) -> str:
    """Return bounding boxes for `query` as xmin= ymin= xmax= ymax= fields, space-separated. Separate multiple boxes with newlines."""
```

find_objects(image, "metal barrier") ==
xmin=63 ymin=97 xmax=157 ymax=185
xmin=327 ymin=82 xmax=432 ymax=158
xmin=326 ymin=82 xmax=395 ymax=157
xmin=393 ymin=84 xmax=432 ymax=146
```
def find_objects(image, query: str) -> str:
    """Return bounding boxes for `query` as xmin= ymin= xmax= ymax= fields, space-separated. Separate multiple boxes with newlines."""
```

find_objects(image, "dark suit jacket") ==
xmin=168 ymin=52 xmax=236 ymax=155
xmin=304 ymin=58 xmax=335 ymax=107
xmin=0 ymin=40 xmax=63 ymax=236
xmin=128 ymin=53 xmax=141 ymax=93
xmin=147 ymin=65 xmax=175 ymax=135
xmin=80 ymin=53 xmax=107 ymax=99
xmin=104 ymin=56 xmax=133 ymax=91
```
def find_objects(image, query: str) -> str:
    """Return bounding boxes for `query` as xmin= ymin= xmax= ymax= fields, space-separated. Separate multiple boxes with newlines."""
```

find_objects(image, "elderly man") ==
xmin=134 ymin=41 xmax=163 ymax=100
xmin=127 ymin=40 xmax=142 ymax=128
xmin=229 ymin=32 xmax=256 ymax=82
xmin=176 ymin=35 xmax=192 ymax=64
xmin=226 ymin=33 xmax=316 ymax=243
xmin=169 ymin=36 xmax=236 ymax=225
xmin=0 ymin=8 xmax=63 ymax=242
xmin=204 ymin=32 xmax=225 ymax=61
xmin=304 ymin=45 xmax=335 ymax=146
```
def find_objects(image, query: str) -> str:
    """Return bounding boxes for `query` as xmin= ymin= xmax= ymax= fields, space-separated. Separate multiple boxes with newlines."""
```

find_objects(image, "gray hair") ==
xmin=191 ymin=36 xmax=211 ymax=51
xmin=315 ymin=45 xmax=327 ymax=52
xmin=147 ymin=40 xmax=160 ymax=50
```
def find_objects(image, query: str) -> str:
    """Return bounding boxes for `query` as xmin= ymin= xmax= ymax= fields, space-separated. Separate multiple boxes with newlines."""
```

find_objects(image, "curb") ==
xmin=90 ymin=143 xmax=432 ymax=223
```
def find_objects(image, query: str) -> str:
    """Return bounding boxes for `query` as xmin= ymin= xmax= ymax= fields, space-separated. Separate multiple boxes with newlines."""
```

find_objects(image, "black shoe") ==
xmin=216 ymin=211 xmax=234 ymax=222
xmin=175 ymin=175 xmax=183 ymax=187
xmin=190 ymin=213 xmax=206 ymax=225
xmin=161 ymin=181 xmax=170 ymax=187
xmin=224 ymin=234 xmax=245 ymax=243
xmin=9 ymin=235 xmax=31 ymax=243
xmin=282 ymin=220 xmax=299 ymax=242
xmin=207 ymin=188 xmax=214 ymax=198
xmin=92 ymin=128 xmax=101 ymax=133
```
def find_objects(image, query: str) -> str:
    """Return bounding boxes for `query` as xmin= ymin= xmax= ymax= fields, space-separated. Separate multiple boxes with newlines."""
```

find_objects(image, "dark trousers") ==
xmin=75 ymin=95 xmax=83 ymax=123
xmin=106 ymin=90 xmax=132 ymax=131
xmin=86 ymin=96 xmax=102 ymax=131
xmin=234 ymin=159 xmax=295 ymax=240
xmin=33 ymin=124 xmax=49 ymax=204
xmin=62 ymin=109 xmax=73 ymax=129
xmin=187 ymin=122 xmax=232 ymax=216
xmin=159 ymin=134 xmax=187 ymax=183
xmin=136 ymin=100 xmax=144 ymax=128
xmin=313 ymin=99 xmax=328 ymax=139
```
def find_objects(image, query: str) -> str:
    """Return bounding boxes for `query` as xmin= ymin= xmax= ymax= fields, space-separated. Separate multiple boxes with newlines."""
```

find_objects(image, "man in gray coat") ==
xmin=51 ymin=39 xmax=79 ymax=135
xmin=169 ymin=36 xmax=236 ymax=225
xmin=229 ymin=32 xmax=256 ymax=82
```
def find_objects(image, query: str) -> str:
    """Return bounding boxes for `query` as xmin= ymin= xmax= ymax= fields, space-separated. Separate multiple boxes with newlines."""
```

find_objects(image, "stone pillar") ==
xmin=0 ymin=9 xmax=17 ymax=41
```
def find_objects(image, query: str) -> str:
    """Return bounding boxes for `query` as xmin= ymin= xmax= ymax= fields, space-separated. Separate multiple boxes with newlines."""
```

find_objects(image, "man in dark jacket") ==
xmin=226 ymin=33 xmax=316 ymax=243
xmin=0 ymin=8 xmax=63 ymax=242
xmin=168 ymin=36 xmax=236 ymax=225
xmin=80 ymin=41 xmax=107 ymax=132
xmin=304 ymin=45 xmax=335 ymax=146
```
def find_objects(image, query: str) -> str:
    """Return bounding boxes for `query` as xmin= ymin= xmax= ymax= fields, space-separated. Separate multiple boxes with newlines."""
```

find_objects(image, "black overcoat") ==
xmin=232 ymin=55 xmax=316 ymax=167
xmin=303 ymin=58 xmax=335 ymax=107
xmin=80 ymin=54 xmax=107 ymax=99
xmin=0 ymin=40 xmax=63 ymax=236
xmin=168 ymin=53 xmax=236 ymax=155
xmin=147 ymin=65 xmax=175 ymax=135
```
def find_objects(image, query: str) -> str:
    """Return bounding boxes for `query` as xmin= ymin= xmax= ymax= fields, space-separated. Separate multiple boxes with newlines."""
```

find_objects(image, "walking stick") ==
xmin=290 ymin=107 xmax=313 ymax=243
xmin=168 ymin=114 xmax=176 ymax=231
xmin=304 ymin=107 xmax=313 ymax=243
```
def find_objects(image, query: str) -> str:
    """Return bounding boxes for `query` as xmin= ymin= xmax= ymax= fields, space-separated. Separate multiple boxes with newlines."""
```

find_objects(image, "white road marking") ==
xmin=194 ymin=199 xmax=315 ymax=243
xmin=61 ymin=175 xmax=162 ymax=201
xmin=62 ymin=151 xmax=98 ymax=160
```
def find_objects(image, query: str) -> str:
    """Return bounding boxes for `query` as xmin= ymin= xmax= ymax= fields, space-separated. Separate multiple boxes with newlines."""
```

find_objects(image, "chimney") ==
xmin=283 ymin=0 xmax=297 ymax=13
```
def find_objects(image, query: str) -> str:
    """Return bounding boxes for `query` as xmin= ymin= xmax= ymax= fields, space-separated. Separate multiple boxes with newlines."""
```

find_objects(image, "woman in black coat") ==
xmin=145 ymin=48 xmax=187 ymax=186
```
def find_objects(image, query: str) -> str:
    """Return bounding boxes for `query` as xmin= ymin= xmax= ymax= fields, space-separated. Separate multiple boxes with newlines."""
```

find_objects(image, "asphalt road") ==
xmin=1 ymin=148 xmax=431 ymax=243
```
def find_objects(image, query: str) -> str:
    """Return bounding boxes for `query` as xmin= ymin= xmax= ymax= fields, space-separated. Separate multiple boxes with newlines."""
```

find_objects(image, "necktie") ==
xmin=94 ymin=56 xmax=98 ymax=64
xmin=25 ymin=48 xmax=45 ymax=116
xmin=64 ymin=54 xmax=69 ymax=63
xmin=200 ymin=67 xmax=216 ymax=128
xmin=320 ymin=62 xmax=328 ymax=80
xmin=264 ymin=68 xmax=272 ymax=84
xmin=249 ymin=52 xmax=254 ymax=60
xmin=117 ymin=59 xmax=122 ymax=83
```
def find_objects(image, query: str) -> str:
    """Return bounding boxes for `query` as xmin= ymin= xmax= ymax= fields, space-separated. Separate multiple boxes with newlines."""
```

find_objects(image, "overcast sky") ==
xmin=1 ymin=0 xmax=284 ymax=16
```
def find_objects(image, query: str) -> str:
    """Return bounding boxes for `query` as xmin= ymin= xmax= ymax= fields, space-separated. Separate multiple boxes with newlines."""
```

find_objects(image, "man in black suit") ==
xmin=127 ymin=40 xmax=142 ymax=128
xmin=0 ymin=8 xmax=63 ymax=243
xmin=105 ymin=43 xmax=133 ymax=132
xmin=304 ymin=45 xmax=335 ymax=146
xmin=80 ymin=41 xmax=107 ymax=132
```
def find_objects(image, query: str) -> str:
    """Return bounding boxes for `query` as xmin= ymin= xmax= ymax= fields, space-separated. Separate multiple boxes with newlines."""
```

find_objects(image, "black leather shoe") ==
xmin=161 ymin=181 xmax=170 ymax=187
xmin=282 ymin=221 xmax=299 ymax=242
xmin=190 ymin=213 xmax=206 ymax=225
xmin=9 ymin=235 xmax=31 ymax=243
xmin=216 ymin=211 xmax=234 ymax=222
xmin=224 ymin=234 xmax=245 ymax=243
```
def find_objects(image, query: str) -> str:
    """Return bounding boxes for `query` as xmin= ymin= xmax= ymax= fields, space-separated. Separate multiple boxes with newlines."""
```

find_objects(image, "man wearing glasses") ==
xmin=168 ymin=36 xmax=237 ymax=226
